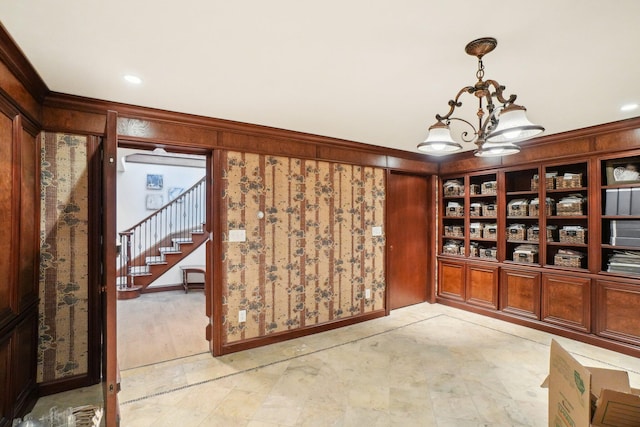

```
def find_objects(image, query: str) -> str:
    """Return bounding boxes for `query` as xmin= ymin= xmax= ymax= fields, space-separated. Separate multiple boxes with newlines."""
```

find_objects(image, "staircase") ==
xmin=117 ymin=177 xmax=207 ymax=299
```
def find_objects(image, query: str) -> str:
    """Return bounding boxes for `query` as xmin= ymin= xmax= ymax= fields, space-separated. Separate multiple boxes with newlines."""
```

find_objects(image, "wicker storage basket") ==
xmin=444 ymin=225 xmax=464 ymax=238
xmin=556 ymin=173 xmax=583 ymax=189
xmin=531 ymin=174 xmax=555 ymax=191
xmin=479 ymin=247 xmax=497 ymax=260
xmin=443 ymin=179 xmax=464 ymax=196
xmin=557 ymin=195 xmax=585 ymax=216
xmin=470 ymin=202 xmax=484 ymax=217
xmin=559 ymin=227 xmax=587 ymax=244
xmin=531 ymin=176 xmax=539 ymax=191
xmin=545 ymin=173 xmax=557 ymax=189
xmin=513 ymin=244 xmax=539 ymax=264
xmin=443 ymin=240 xmax=462 ymax=255
xmin=483 ymin=224 xmax=498 ymax=239
xmin=554 ymin=250 xmax=585 ymax=268
xmin=507 ymin=224 xmax=526 ymax=241
xmin=508 ymin=199 xmax=529 ymax=216
xmin=529 ymin=198 xmax=554 ymax=217
xmin=527 ymin=225 xmax=557 ymax=242
xmin=445 ymin=205 xmax=464 ymax=217
xmin=469 ymin=184 xmax=481 ymax=195
xmin=469 ymin=223 xmax=484 ymax=239
xmin=468 ymin=243 xmax=479 ymax=257
xmin=482 ymin=203 xmax=498 ymax=218
xmin=481 ymin=180 xmax=498 ymax=195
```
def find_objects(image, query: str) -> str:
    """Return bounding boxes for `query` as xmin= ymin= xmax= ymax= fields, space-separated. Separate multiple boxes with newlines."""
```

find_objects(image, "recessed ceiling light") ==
xmin=123 ymin=75 xmax=142 ymax=84
xmin=620 ymin=103 xmax=638 ymax=112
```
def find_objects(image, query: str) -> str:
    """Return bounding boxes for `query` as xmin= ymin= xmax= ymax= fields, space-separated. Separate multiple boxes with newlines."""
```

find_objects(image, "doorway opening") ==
xmin=115 ymin=144 xmax=210 ymax=370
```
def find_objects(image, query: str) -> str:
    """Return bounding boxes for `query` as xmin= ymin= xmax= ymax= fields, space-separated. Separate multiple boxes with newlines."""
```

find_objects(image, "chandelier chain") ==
xmin=476 ymin=58 xmax=485 ymax=81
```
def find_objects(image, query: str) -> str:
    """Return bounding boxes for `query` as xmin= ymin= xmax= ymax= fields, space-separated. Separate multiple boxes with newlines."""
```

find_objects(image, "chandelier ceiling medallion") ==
xmin=418 ymin=37 xmax=544 ymax=157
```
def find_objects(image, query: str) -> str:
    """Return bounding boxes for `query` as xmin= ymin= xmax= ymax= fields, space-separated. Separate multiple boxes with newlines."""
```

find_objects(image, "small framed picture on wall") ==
xmin=168 ymin=187 xmax=184 ymax=201
xmin=146 ymin=194 xmax=164 ymax=210
xmin=146 ymin=174 xmax=163 ymax=190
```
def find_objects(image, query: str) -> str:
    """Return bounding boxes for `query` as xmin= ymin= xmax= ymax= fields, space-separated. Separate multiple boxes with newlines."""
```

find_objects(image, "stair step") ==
xmin=173 ymin=237 xmax=194 ymax=243
xmin=146 ymin=256 xmax=167 ymax=265
xmin=130 ymin=266 xmax=150 ymax=275
xmin=159 ymin=246 xmax=181 ymax=254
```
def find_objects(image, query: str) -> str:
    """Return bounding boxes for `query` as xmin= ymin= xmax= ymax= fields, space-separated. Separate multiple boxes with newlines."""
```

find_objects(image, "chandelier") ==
xmin=418 ymin=37 xmax=544 ymax=157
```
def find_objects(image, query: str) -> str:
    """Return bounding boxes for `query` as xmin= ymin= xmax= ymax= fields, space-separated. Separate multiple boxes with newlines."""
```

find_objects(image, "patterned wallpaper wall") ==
xmin=221 ymin=151 xmax=386 ymax=344
xmin=38 ymin=133 xmax=89 ymax=382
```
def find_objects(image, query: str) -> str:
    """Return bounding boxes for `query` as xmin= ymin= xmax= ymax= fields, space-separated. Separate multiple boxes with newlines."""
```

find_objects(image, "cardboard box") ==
xmin=544 ymin=340 xmax=640 ymax=426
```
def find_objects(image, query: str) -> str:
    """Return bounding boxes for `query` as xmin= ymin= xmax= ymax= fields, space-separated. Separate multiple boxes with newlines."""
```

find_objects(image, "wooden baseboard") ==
xmin=219 ymin=309 xmax=386 ymax=355
xmin=140 ymin=284 xmax=184 ymax=294
xmin=38 ymin=374 xmax=100 ymax=397
xmin=435 ymin=297 xmax=640 ymax=359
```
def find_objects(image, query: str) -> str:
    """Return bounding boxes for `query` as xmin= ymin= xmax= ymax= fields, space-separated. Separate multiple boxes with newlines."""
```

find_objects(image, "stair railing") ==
xmin=118 ymin=177 xmax=206 ymax=289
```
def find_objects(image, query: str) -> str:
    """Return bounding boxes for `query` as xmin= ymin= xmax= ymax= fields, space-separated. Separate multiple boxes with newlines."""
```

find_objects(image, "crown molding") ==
xmin=0 ymin=22 xmax=49 ymax=103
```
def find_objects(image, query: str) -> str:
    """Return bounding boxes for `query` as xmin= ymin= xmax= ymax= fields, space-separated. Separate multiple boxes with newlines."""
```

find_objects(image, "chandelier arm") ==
xmin=484 ymin=79 xmax=517 ymax=106
xmin=446 ymin=117 xmax=478 ymax=143
xmin=435 ymin=85 xmax=476 ymax=122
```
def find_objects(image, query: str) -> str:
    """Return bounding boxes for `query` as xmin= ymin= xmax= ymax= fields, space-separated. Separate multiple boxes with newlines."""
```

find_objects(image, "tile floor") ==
xmin=28 ymin=292 xmax=640 ymax=426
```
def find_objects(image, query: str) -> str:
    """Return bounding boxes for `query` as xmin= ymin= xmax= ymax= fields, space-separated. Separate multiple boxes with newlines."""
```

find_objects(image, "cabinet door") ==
xmin=595 ymin=280 xmax=640 ymax=346
xmin=466 ymin=263 xmax=498 ymax=309
xmin=438 ymin=260 xmax=465 ymax=301
xmin=542 ymin=274 xmax=591 ymax=332
xmin=500 ymin=268 xmax=541 ymax=319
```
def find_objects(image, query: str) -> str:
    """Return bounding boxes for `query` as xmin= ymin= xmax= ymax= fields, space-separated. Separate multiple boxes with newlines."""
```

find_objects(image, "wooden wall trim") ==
xmin=43 ymin=92 xmax=437 ymax=172
xmin=0 ymin=24 xmax=48 ymax=103
xmin=220 ymin=310 xmax=386 ymax=355
xmin=436 ymin=296 xmax=640 ymax=358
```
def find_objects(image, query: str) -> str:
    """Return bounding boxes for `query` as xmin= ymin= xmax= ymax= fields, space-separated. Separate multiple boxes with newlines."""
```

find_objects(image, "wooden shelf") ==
xmin=547 ymin=187 xmax=588 ymax=193
xmin=547 ymin=241 xmax=588 ymax=248
xmin=602 ymin=244 xmax=640 ymax=251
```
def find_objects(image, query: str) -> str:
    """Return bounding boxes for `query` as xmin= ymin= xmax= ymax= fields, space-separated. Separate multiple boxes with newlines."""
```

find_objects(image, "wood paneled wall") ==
xmin=0 ymin=37 xmax=43 ymax=423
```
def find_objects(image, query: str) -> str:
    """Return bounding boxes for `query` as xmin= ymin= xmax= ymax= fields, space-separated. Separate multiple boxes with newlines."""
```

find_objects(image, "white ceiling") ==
xmin=1 ymin=1 xmax=639 ymax=155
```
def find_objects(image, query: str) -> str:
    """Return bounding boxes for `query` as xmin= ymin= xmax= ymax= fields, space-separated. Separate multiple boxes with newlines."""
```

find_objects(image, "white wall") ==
xmin=117 ymin=148 xmax=207 ymax=287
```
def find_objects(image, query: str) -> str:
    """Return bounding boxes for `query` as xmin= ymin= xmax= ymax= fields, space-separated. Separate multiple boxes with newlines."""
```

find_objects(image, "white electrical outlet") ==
xmin=365 ymin=288 xmax=371 ymax=299
xmin=238 ymin=309 xmax=247 ymax=323
xmin=372 ymin=226 xmax=383 ymax=236
xmin=228 ymin=229 xmax=246 ymax=242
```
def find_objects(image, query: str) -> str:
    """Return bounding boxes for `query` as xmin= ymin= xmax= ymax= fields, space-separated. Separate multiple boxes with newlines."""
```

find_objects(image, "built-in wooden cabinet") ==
xmin=595 ymin=279 xmax=640 ymax=347
xmin=541 ymin=273 xmax=591 ymax=333
xmin=438 ymin=259 xmax=465 ymax=301
xmin=437 ymin=149 xmax=640 ymax=357
xmin=500 ymin=267 xmax=540 ymax=320
xmin=466 ymin=262 xmax=499 ymax=310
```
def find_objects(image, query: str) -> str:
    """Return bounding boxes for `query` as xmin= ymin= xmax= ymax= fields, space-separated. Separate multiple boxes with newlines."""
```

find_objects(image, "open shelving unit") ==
xmin=436 ymin=149 xmax=640 ymax=356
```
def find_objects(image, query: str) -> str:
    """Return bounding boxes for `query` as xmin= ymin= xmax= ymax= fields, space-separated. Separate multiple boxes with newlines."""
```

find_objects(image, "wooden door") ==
xmin=386 ymin=173 xmax=433 ymax=310
xmin=102 ymin=111 xmax=119 ymax=426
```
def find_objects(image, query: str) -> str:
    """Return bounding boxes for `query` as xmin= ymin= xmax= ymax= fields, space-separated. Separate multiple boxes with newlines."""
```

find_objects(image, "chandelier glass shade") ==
xmin=418 ymin=37 xmax=544 ymax=156
xmin=417 ymin=121 xmax=462 ymax=153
